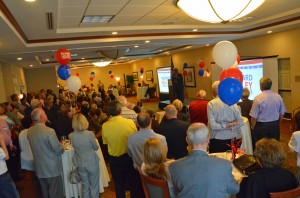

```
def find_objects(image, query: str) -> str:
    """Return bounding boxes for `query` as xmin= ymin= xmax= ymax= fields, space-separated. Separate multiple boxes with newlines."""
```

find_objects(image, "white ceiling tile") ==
xmin=137 ymin=15 xmax=169 ymax=21
xmin=118 ymin=5 xmax=156 ymax=15
xmin=160 ymin=0 xmax=177 ymax=6
xmin=86 ymin=5 xmax=123 ymax=15
xmin=59 ymin=0 xmax=89 ymax=7
xmin=134 ymin=21 xmax=157 ymax=25
xmin=58 ymin=6 xmax=86 ymax=17
xmin=107 ymin=22 xmax=134 ymax=26
xmin=89 ymin=0 xmax=129 ymax=6
xmin=127 ymin=0 xmax=167 ymax=6
xmin=58 ymin=23 xmax=80 ymax=29
xmin=149 ymin=6 xmax=180 ymax=15
xmin=58 ymin=16 xmax=82 ymax=25
xmin=111 ymin=15 xmax=143 ymax=22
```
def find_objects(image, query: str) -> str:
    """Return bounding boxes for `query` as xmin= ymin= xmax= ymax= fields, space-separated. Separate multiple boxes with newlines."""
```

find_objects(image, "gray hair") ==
xmin=186 ymin=123 xmax=209 ymax=146
xmin=242 ymin=88 xmax=250 ymax=99
xmin=260 ymin=77 xmax=272 ymax=90
xmin=165 ymin=105 xmax=177 ymax=117
xmin=117 ymin=96 xmax=127 ymax=107
xmin=197 ymin=90 xmax=206 ymax=99
xmin=31 ymin=108 xmax=44 ymax=123
xmin=212 ymin=81 xmax=220 ymax=95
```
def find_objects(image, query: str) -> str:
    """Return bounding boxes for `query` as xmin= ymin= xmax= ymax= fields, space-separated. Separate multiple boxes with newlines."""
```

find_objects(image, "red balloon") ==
xmin=183 ymin=70 xmax=188 ymax=76
xmin=237 ymin=54 xmax=241 ymax=64
xmin=89 ymin=77 xmax=93 ymax=81
xmin=56 ymin=48 xmax=71 ymax=65
xmin=110 ymin=74 xmax=114 ymax=79
xmin=76 ymin=73 xmax=80 ymax=77
xmin=199 ymin=61 xmax=205 ymax=68
xmin=220 ymin=68 xmax=243 ymax=83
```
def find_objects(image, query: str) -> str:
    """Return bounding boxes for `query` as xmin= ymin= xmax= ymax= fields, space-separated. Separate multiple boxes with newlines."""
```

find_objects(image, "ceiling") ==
xmin=0 ymin=0 xmax=300 ymax=69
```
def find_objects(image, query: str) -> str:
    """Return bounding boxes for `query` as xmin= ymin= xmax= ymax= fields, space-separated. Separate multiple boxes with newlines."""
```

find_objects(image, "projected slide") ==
xmin=157 ymin=67 xmax=171 ymax=93
xmin=238 ymin=59 xmax=263 ymax=100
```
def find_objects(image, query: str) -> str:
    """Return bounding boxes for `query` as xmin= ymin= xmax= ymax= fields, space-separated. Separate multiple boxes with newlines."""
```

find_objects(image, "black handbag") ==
xmin=70 ymin=167 xmax=81 ymax=184
xmin=233 ymin=154 xmax=261 ymax=175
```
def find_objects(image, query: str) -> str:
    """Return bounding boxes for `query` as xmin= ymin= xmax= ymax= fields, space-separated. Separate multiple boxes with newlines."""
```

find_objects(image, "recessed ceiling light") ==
xmin=193 ymin=29 xmax=198 ymax=32
xmin=206 ymin=44 xmax=210 ymax=46
xmin=267 ymin=30 xmax=272 ymax=34
xmin=25 ymin=0 xmax=36 ymax=2
xmin=81 ymin=58 xmax=85 ymax=60
xmin=29 ymin=65 xmax=33 ymax=67
xmin=112 ymin=32 xmax=118 ymax=35
xmin=159 ymin=50 xmax=162 ymax=52
xmin=134 ymin=45 xmax=139 ymax=48
xmin=82 ymin=15 xmax=114 ymax=23
xmin=145 ymin=40 xmax=150 ymax=43
xmin=17 ymin=57 xmax=22 ymax=61
xmin=45 ymin=58 xmax=50 ymax=62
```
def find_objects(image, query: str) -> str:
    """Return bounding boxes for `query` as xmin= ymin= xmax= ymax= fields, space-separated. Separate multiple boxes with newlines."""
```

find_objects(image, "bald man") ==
xmin=189 ymin=90 xmax=208 ymax=124
xmin=157 ymin=105 xmax=189 ymax=159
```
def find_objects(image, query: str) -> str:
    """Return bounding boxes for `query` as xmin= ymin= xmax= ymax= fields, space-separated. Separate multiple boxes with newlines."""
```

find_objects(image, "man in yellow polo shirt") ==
xmin=102 ymin=101 xmax=143 ymax=198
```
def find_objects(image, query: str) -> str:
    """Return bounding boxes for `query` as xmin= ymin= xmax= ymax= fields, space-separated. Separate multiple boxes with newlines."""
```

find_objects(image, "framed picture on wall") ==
xmin=184 ymin=66 xmax=196 ymax=87
xmin=145 ymin=70 xmax=153 ymax=81
xmin=132 ymin=72 xmax=138 ymax=81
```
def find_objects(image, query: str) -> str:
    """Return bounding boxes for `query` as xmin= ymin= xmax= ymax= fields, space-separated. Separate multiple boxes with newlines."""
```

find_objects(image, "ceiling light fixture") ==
xmin=29 ymin=65 xmax=33 ymax=67
xmin=145 ymin=40 xmax=150 ymax=43
xmin=25 ymin=0 xmax=36 ymax=2
xmin=134 ymin=45 xmax=139 ymax=48
xmin=82 ymin=15 xmax=114 ymax=23
xmin=92 ymin=60 xmax=112 ymax=67
xmin=81 ymin=58 xmax=85 ymax=59
xmin=112 ymin=32 xmax=118 ymax=35
xmin=17 ymin=57 xmax=22 ymax=60
xmin=193 ymin=29 xmax=198 ymax=32
xmin=177 ymin=0 xmax=265 ymax=24
xmin=45 ymin=58 xmax=50 ymax=61
xmin=267 ymin=30 xmax=272 ymax=34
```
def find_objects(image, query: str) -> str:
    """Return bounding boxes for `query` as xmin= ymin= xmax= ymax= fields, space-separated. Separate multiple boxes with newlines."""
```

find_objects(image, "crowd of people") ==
xmin=0 ymin=75 xmax=298 ymax=198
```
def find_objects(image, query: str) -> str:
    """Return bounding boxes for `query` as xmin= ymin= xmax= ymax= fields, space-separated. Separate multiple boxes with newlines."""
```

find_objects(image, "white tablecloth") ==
xmin=240 ymin=117 xmax=253 ymax=155
xmin=61 ymin=141 xmax=110 ymax=198
xmin=137 ymin=86 xmax=149 ymax=100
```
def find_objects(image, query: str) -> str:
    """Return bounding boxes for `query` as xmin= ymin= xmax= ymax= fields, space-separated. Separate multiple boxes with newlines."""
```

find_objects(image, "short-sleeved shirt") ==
xmin=102 ymin=115 xmax=137 ymax=157
xmin=250 ymin=90 xmax=286 ymax=122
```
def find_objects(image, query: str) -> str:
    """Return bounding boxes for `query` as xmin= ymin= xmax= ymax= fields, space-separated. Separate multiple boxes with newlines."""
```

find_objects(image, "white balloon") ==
xmin=230 ymin=61 xmax=239 ymax=68
xmin=212 ymin=41 xmax=238 ymax=69
xmin=66 ymin=76 xmax=81 ymax=92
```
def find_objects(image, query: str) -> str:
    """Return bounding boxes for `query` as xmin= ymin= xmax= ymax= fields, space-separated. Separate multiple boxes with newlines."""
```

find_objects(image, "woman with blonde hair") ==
xmin=172 ymin=99 xmax=189 ymax=122
xmin=68 ymin=113 xmax=100 ymax=198
xmin=141 ymin=138 xmax=175 ymax=197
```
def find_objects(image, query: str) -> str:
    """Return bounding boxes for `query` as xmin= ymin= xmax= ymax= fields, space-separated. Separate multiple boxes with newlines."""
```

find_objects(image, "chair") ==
xmin=292 ymin=106 xmax=300 ymax=131
xmin=270 ymin=186 xmax=300 ymax=198
xmin=137 ymin=168 xmax=170 ymax=198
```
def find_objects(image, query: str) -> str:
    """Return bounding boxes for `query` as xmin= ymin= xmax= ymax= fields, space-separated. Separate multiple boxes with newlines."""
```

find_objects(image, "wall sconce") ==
xmin=115 ymin=76 xmax=120 ymax=81
xmin=140 ymin=75 xmax=144 ymax=79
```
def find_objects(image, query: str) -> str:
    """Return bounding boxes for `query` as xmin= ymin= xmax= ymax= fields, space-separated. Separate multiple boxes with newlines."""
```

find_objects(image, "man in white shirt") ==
xmin=0 ymin=133 xmax=19 ymax=198
xmin=117 ymin=96 xmax=137 ymax=123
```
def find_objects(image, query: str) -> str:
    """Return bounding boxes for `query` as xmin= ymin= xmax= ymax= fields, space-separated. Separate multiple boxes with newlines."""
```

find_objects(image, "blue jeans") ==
xmin=0 ymin=171 xmax=19 ymax=198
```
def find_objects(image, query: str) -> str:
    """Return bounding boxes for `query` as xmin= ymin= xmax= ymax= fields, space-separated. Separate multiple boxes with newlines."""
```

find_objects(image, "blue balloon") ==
xmin=108 ymin=70 xmax=112 ymax=74
xmin=140 ymin=69 xmax=144 ymax=74
xmin=218 ymin=77 xmax=243 ymax=106
xmin=91 ymin=71 xmax=95 ymax=78
xmin=57 ymin=65 xmax=70 ymax=80
xmin=183 ymin=63 xmax=188 ymax=68
xmin=198 ymin=69 xmax=204 ymax=76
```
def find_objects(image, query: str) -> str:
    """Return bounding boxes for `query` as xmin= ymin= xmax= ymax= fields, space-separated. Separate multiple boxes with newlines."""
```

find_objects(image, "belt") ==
xmin=256 ymin=120 xmax=279 ymax=126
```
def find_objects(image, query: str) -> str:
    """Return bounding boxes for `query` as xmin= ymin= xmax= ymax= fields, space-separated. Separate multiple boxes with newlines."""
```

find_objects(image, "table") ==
xmin=155 ymin=111 xmax=165 ymax=124
xmin=61 ymin=141 xmax=110 ymax=198
xmin=240 ymin=117 xmax=253 ymax=155
xmin=136 ymin=86 xmax=149 ymax=100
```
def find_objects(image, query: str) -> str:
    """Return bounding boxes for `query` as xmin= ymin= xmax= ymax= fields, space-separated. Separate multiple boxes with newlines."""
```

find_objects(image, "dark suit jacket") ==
xmin=169 ymin=150 xmax=239 ymax=198
xmin=237 ymin=167 xmax=297 ymax=198
xmin=157 ymin=118 xmax=189 ymax=159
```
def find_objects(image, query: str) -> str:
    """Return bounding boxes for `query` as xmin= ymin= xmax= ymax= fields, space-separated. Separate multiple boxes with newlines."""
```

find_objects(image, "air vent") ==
xmin=46 ymin=12 xmax=53 ymax=30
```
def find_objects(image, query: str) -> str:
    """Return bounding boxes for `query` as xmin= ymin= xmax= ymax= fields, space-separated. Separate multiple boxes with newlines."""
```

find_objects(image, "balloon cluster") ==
xmin=213 ymin=41 xmax=243 ymax=106
xmin=56 ymin=48 xmax=82 ymax=92
xmin=140 ymin=67 xmax=144 ymax=74
xmin=108 ymin=70 xmax=114 ymax=79
xmin=90 ymin=72 xmax=95 ymax=81
xmin=183 ymin=63 xmax=188 ymax=76
xmin=198 ymin=60 xmax=205 ymax=77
